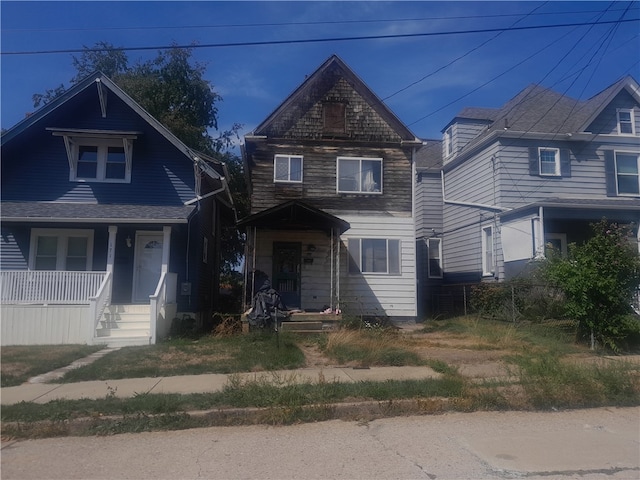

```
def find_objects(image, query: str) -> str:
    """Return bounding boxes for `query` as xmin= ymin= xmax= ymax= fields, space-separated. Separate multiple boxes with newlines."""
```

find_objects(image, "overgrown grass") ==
xmin=60 ymin=332 xmax=305 ymax=382
xmin=319 ymin=329 xmax=425 ymax=366
xmin=423 ymin=316 xmax=582 ymax=355
xmin=1 ymin=345 xmax=103 ymax=387
xmin=509 ymin=353 xmax=640 ymax=409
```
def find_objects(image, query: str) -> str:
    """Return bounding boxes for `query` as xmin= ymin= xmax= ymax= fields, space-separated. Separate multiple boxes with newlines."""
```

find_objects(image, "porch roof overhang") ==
xmin=237 ymin=200 xmax=350 ymax=234
xmin=1 ymin=202 xmax=195 ymax=224
xmin=500 ymin=197 xmax=640 ymax=222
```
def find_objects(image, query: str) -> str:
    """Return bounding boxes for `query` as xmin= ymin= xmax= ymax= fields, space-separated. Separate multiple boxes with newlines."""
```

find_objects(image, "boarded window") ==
xmin=323 ymin=102 xmax=346 ymax=135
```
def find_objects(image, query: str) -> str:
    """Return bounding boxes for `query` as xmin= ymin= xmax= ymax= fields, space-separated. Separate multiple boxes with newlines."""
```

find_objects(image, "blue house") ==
xmin=1 ymin=73 xmax=234 ymax=346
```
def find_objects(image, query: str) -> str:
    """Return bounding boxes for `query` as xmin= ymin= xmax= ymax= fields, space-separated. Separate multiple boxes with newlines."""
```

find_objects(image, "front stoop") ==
xmin=242 ymin=312 xmax=342 ymax=334
xmin=94 ymin=304 xmax=151 ymax=347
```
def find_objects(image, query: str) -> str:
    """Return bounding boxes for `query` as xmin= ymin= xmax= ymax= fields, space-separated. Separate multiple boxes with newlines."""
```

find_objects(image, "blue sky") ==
xmin=2 ymin=1 xmax=639 ymax=144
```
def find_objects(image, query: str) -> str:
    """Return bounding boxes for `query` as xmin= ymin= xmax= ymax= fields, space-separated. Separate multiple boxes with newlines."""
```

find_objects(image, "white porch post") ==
xmin=162 ymin=226 xmax=171 ymax=273
xmin=107 ymin=226 xmax=117 ymax=273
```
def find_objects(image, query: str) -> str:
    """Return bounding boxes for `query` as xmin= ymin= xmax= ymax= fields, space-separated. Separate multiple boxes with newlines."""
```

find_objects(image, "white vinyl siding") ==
xmin=340 ymin=214 xmax=416 ymax=318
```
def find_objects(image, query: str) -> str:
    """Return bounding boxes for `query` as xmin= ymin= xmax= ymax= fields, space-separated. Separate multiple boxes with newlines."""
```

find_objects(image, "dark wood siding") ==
xmin=248 ymin=142 xmax=413 ymax=214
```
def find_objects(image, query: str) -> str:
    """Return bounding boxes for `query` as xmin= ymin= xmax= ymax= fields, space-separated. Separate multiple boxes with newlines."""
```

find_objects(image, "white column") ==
xmin=107 ymin=226 xmax=117 ymax=273
xmin=162 ymin=226 xmax=171 ymax=274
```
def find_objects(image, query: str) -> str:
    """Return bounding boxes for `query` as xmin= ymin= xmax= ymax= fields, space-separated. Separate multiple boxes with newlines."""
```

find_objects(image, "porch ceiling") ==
xmin=500 ymin=197 xmax=640 ymax=221
xmin=1 ymin=202 xmax=196 ymax=224
xmin=237 ymin=200 xmax=350 ymax=233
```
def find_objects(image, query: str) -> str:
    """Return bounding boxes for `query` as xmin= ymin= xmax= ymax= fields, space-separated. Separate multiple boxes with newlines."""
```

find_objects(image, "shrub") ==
xmin=542 ymin=219 xmax=640 ymax=351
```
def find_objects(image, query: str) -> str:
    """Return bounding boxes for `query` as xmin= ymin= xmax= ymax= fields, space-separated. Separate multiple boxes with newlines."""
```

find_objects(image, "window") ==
xmin=444 ymin=127 xmax=453 ymax=157
xmin=71 ymin=139 xmax=131 ymax=182
xmin=348 ymin=238 xmax=400 ymax=275
xmin=545 ymin=233 xmax=567 ymax=257
xmin=482 ymin=226 xmax=494 ymax=276
xmin=323 ymin=102 xmax=346 ymax=135
xmin=427 ymin=238 xmax=443 ymax=278
xmin=29 ymin=229 xmax=94 ymax=271
xmin=274 ymin=155 xmax=303 ymax=183
xmin=617 ymin=109 xmax=635 ymax=135
xmin=615 ymin=151 xmax=640 ymax=195
xmin=337 ymin=157 xmax=382 ymax=193
xmin=538 ymin=147 xmax=560 ymax=176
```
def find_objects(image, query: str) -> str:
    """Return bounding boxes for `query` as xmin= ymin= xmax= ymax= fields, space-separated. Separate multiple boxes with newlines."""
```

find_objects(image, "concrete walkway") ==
xmin=1 ymin=362 xmax=441 ymax=405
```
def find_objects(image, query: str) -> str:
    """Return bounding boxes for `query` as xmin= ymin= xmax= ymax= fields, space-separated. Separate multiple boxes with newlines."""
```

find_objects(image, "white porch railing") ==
xmin=89 ymin=271 xmax=113 ymax=341
xmin=0 ymin=271 xmax=107 ymax=305
xmin=150 ymin=272 xmax=177 ymax=344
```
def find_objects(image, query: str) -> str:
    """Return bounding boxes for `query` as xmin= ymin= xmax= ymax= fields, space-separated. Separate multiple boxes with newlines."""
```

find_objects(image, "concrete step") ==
xmin=93 ymin=336 xmax=151 ymax=348
xmin=280 ymin=321 xmax=323 ymax=332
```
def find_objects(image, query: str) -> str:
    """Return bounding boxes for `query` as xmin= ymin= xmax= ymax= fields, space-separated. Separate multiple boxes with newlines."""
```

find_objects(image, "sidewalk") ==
xmin=1 ymin=364 xmax=442 ymax=405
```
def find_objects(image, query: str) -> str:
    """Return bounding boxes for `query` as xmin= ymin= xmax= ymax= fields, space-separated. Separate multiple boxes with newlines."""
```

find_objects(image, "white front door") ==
xmin=133 ymin=233 xmax=164 ymax=303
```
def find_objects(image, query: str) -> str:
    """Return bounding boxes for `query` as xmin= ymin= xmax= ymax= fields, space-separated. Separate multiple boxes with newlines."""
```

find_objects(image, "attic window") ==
xmin=617 ymin=109 xmax=635 ymax=135
xmin=323 ymin=102 xmax=346 ymax=135
xmin=49 ymin=129 xmax=138 ymax=183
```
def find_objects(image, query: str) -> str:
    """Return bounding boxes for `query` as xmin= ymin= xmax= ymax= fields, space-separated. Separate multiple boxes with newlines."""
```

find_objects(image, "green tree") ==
xmin=542 ymin=219 xmax=640 ymax=351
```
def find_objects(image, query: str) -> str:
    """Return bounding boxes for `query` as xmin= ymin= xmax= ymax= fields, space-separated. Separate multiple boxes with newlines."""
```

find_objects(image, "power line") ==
xmin=2 ymin=18 xmax=638 ymax=56
xmin=4 ymin=7 xmax=637 ymax=33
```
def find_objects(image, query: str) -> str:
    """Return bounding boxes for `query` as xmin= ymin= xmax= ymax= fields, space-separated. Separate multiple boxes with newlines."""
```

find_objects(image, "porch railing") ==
xmin=0 ymin=270 xmax=107 ymax=305
xmin=150 ymin=272 xmax=177 ymax=344
xmin=89 ymin=271 xmax=113 ymax=341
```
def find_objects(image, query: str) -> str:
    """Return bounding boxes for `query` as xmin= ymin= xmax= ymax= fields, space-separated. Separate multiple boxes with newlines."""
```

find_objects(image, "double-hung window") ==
xmin=617 ymin=109 xmax=635 ymax=135
xmin=482 ymin=226 xmax=494 ymax=276
xmin=337 ymin=157 xmax=382 ymax=193
xmin=30 ymin=229 xmax=94 ymax=271
xmin=348 ymin=238 xmax=400 ymax=275
xmin=538 ymin=147 xmax=560 ymax=176
xmin=49 ymin=129 xmax=136 ymax=183
xmin=74 ymin=140 xmax=129 ymax=182
xmin=427 ymin=238 xmax=443 ymax=278
xmin=615 ymin=151 xmax=640 ymax=196
xmin=274 ymin=155 xmax=303 ymax=183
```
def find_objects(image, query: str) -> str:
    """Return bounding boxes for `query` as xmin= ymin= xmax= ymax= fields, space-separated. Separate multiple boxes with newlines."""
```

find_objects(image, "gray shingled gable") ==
xmin=415 ymin=140 xmax=443 ymax=170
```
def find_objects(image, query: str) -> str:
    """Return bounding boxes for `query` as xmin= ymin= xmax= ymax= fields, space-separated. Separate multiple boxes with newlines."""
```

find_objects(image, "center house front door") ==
xmin=273 ymin=242 xmax=301 ymax=309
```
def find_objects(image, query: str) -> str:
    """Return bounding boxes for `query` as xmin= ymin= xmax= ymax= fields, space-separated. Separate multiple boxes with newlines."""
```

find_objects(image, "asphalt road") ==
xmin=2 ymin=407 xmax=639 ymax=480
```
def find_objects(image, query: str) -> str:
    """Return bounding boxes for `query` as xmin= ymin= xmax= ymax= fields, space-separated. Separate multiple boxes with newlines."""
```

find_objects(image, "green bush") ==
xmin=542 ymin=219 xmax=640 ymax=351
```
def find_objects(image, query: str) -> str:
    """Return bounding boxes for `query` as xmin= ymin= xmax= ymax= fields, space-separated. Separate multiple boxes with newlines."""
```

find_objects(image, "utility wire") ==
xmin=4 ymin=6 xmax=637 ymax=33
xmin=383 ymin=1 xmax=549 ymax=101
xmin=2 ymin=18 xmax=638 ymax=56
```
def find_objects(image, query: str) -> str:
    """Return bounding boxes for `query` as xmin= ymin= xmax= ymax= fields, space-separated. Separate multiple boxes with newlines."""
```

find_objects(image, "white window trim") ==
xmin=427 ymin=237 xmax=443 ymax=278
xmin=337 ymin=156 xmax=383 ymax=194
xmin=617 ymin=108 xmax=636 ymax=135
xmin=348 ymin=238 xmax=401 ymax=276
xmin=273 ymin=154 xmax=303 ymax=183
xmin=28 ymin=228 xmax=94 ymax=271
xmin=481 ymin=225 xmax=494 ymax=277
xmin=614 ymin=150 xmax=640 ymax=197
xmin=545 ymin=233 xmax=567 ymax=257
xmin=66 ymin=137 xmax=132 ymax=183
xmin=538 ymin=147 xmax=560 ymax=176
xmin=444 ymin=126 xmax=453 ymax=157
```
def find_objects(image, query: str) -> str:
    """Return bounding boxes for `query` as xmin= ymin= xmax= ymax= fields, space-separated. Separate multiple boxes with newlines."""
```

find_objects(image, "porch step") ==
xmin=95 ymin=304 xmax=151 ymax=346
xmin=280 ymin=321 xmax=323 ymax=332
xmin=93 ymin=336 xmax=151 ymax=348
